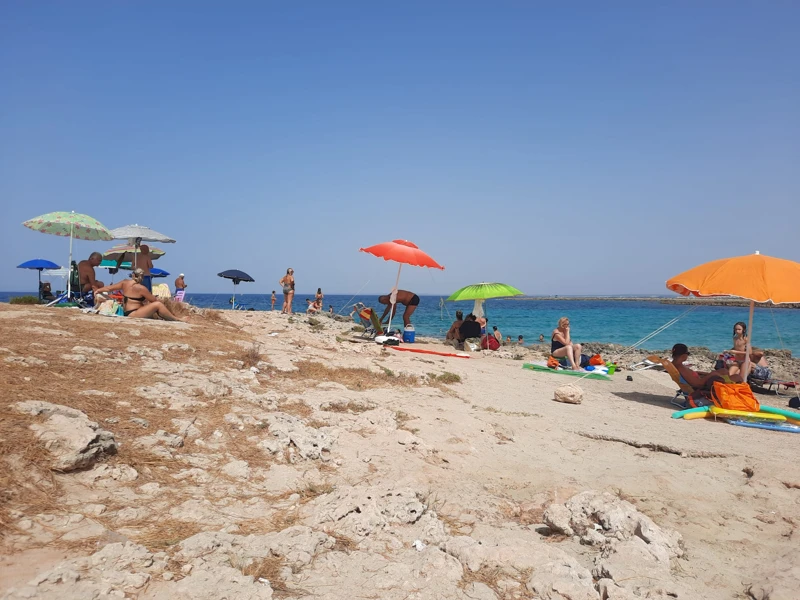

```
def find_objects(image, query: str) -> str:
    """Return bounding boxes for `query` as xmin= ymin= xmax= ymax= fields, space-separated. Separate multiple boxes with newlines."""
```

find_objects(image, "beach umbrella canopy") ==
xmin=22 ymin=211 xmax=113 ymax=296
xmin=359 ymin=239 xmax=444 ymax=334
xmin=447 ymin=282 xmax=524 ymax=319
xmin=150 ymin=268 xmax=169 ymax=278
xmin=447 ymin=282 xmax=524 ymax=302
xmin=110 ymin=224 xmax=176 ymax=244
xmin=103 ymin=243 xmax=165 ymax=261
xmin=218 ymin=270 xmax=255 ymax=309
xmin=666 ymin=251 xmax=800 ymax=375
xmin=17 ymin=259 xmax=61 ymax=300
xmin=17 ymin=259 xmax=60 ymax=271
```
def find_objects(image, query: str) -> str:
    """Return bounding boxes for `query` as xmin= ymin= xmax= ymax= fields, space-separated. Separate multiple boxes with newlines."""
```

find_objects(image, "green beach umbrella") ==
xmin=447 ymin=282 xmax=524 ymax=319
xmin=22 ymin=211 xmax=113 ymax=296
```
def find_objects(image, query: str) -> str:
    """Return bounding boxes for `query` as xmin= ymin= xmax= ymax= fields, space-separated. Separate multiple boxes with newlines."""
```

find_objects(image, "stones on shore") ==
xmin=553 ymin=384 xmax=583 ymax=404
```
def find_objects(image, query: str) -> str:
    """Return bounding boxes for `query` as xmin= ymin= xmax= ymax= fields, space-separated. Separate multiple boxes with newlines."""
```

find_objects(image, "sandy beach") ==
xmin=2 ymin=303 xmax=799 ymax=600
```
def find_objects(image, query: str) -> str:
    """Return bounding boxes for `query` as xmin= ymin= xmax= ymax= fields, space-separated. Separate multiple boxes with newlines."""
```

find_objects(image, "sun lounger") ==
xmin=174 ymin=290 xmax=186 ymax=302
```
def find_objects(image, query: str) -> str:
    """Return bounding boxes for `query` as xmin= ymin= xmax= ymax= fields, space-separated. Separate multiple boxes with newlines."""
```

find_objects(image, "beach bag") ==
xmin=589 ymin=354 xmax=604 ymax=366
xmin=98 ymin=299 xmax=123 ymax=317
xmin=710 ymin=382 xmax=760 ymax=412
xmin=547 ymin=356 xmax=560 ymax=369
xmin=481 ymin=335 xmax=500 ymax=351
xmin=579 ymin=354 xmax=591 ymax=368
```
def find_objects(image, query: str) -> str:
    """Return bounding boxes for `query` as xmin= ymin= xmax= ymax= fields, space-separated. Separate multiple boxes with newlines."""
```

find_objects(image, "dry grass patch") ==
xmin=235 ymin=555 xmax=291 ymax=596
xmin=459 ymin=565 xmax=532 ymax=599
xmin=395 ymin=410 xmax=417 ymax=432
xmin=131 ymin=518 xmax=205 ymax=551
xmin=328 ymin=531 xmax=358 ymax=553
xmin=270 ymin=360 xmax=418 ymax=390
xmin=278 ymin=399 xmax=313 ymax=419
xmin=428 ymin=372 xmax=461 ymax=385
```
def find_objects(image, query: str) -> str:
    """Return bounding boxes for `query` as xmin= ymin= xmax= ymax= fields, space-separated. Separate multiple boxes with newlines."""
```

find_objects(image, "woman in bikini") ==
xmin=278 ymin=268 xmax=295 ymax=314
xmin=551 ymin=317 xmax=582 ymax=370
xmin=95 ymin=269 xmax=183 ymax=321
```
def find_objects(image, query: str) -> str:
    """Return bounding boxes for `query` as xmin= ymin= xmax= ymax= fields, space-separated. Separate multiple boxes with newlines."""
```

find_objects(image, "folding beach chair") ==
xmin=748 ymin=374 xmax=799 ymax=396
xmin=174 ymin=290 xmax=186 ymax=302
xmin=351 ymin=303 xmax=384 ymax=339
xmin=629 ymin=358 xmax=664 ymax=371
xmin=47 ymin=261 xmax=94 ymax=307
xmin=646 ymin=356 xmax=695 ymax=408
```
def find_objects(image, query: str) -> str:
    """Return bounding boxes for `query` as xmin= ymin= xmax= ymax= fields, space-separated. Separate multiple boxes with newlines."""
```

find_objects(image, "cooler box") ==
xmin=402 ymin=325 xmax=416 ymax=343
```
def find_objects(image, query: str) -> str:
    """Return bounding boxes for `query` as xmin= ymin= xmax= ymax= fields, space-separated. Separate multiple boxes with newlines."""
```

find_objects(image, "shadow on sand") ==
xmin=612 ymin=391 xmax=680 ymax=411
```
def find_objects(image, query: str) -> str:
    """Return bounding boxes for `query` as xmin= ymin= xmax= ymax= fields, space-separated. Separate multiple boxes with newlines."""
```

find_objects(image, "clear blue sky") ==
xmin=2 ymin=1 xmax=798 ymax=295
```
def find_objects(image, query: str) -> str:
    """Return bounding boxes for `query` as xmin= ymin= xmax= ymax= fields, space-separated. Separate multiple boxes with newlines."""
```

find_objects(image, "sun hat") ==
xmin=179 ymin=273 xmax=184 ymax=277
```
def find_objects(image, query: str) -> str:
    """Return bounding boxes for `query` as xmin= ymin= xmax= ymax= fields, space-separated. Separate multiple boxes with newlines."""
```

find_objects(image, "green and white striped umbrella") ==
xmin=22 ymin=211 xmax=113 ymax=296
xmin=22 ymin=211 xmax=113 ymax=241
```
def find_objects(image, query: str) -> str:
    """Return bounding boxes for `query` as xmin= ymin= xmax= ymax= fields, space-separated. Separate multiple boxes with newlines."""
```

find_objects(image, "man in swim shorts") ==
xmin=378 ymin=289 xmax=420 ymax=328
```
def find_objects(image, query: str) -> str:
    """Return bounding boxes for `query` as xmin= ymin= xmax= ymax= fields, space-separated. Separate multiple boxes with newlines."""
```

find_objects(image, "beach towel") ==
xmin=523 ymin=363 xmax=612 ymax=381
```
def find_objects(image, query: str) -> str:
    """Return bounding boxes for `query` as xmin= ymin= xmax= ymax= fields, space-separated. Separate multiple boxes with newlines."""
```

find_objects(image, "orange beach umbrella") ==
xmin=666 ymin=251 xmax=800 ymax=374
xmin=359 ymin=239 xmax=444 ymax=334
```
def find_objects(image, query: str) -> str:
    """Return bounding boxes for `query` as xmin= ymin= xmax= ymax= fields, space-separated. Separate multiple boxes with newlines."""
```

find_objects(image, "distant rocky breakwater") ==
xmin=512 ymin=296 xmax=800 ymax=309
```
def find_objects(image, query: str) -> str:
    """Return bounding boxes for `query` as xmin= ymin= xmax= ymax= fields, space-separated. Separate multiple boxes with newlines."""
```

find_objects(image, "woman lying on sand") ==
xmin=95 ymin=269 xmax=184 ymax=321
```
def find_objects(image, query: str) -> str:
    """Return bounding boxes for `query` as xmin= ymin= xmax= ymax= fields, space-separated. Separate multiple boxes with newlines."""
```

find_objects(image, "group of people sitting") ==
xmin=669 ymin=321 xmax=773 ymax=404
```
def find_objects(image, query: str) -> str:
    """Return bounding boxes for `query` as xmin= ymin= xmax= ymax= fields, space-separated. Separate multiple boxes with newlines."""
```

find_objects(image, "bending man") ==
xmin=378 ymin=290 xmax=420 ymax=328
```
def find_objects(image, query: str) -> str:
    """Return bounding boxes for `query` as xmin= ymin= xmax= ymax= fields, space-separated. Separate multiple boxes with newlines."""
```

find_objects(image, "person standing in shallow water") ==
xmin=278 ymin=268 xmax=295 ymax=314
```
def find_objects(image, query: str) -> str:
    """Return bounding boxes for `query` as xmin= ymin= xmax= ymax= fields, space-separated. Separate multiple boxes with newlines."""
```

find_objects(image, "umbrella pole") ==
xmin=232 ymin=282 xmax=236 ymax=310
xmin=386 ymin=263 xmax=403 ymax=335
xmin=67 ymin=223 xmax=74 ymax=297
xmin=38 ymin=270 xmax=42 ymax=302
xmin=742 ymin=300 xmax=754 ymax=381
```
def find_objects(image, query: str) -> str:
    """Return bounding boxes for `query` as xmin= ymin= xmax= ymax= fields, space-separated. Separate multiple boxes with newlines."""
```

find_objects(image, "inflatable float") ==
xmin=709 ymin=406 xmax=786 ymax=422
xmin=727 ymin=419 xmax=800 ymax=434
xmin=758 ymin=405 xmax=800 ymax=425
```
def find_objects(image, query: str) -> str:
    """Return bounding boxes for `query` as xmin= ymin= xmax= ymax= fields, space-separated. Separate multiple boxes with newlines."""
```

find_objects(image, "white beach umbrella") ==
xmin=109 ymin=224 xmax=175 ymax=269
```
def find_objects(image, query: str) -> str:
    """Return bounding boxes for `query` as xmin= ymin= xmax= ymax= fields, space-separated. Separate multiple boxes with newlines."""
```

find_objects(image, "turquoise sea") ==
xmin=3 ymin=291 xmax=800 ymax=355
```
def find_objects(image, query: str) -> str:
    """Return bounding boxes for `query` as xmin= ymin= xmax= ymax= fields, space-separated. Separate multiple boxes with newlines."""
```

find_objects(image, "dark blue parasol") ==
xmin=217 ymin=269 xmax=255 ymax=309
xmin=17 ymin=259 xmax=61 ymax=300
xmin=150 ymin=267 xmax=169 ymax=278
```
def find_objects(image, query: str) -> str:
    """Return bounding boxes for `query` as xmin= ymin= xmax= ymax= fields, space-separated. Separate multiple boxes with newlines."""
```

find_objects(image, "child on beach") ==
xmin=271 ymin=291 xmax=276 ymax=311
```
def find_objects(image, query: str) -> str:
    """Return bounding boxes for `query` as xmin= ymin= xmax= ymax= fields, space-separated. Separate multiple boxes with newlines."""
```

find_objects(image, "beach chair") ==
xmin=351 ymin=303 xmax=384 ymax=339
xmin=748 ymin=373 xmax=798 ymax=396
xmin=174 ymin=290 xmax=186 ymax=302
xmin=646 ymin=355 xmax=694 ymax=407
xmin=47 ymin=262 xmax=94 ymax=307
xmin=629 ymin=358 xmax=664 ymax=371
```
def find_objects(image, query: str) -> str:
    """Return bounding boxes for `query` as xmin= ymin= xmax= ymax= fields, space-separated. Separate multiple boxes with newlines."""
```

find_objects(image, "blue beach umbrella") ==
xmin=17 ymin=259 xmax=61 ymax=300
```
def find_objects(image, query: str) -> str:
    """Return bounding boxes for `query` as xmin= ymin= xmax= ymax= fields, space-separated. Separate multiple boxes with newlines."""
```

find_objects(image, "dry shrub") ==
xmin=162 ymin=298 xmax=192 ymax=319
xmin=322 ymin=401 xmax=373 ymax=414
xmin=459 ymin=565 xmax=531 ymax=599
xmin=395 ymin=410 xmax=416 ymax=431
xmin=236 ymin=343 xmax=263 ymax=369
xmin=270 ymin=360 xmax=418 ymax=390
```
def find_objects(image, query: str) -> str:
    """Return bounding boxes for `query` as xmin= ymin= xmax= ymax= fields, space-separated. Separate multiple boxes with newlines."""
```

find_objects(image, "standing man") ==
xmin=378 ymin=289 xmax=420 ymax=328
xmin=78 ymin=252 xmax=104 ymax=293
xmin=118 ymin=244 xmax=154 ymax=292
xmin=175 ymin=273 xmax=187 ymax=293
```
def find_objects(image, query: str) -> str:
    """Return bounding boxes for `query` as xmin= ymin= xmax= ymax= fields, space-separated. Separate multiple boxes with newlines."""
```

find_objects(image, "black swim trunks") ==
xmin=408 ymin=294 xmax=420 ymax=306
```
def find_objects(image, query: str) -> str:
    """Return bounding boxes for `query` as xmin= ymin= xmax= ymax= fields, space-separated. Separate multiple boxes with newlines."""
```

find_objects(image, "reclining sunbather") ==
xmin=671 ymin=343 xmax=742 ymax=390
xmin=95 ymin=269 xmax=184 ymax=321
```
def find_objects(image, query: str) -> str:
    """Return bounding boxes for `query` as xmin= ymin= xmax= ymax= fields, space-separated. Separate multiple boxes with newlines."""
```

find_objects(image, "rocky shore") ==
xmin=2 ymin=303 xmax=799 ymax=600
xmin=511 ymin=296 xmax=800 ymax=309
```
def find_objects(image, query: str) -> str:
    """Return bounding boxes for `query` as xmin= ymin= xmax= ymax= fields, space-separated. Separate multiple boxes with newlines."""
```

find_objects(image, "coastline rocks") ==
xmin=14 ymin=401 xmax=117 ymax=471
xmin=553 ymin=384 xmax=583 ymax=405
